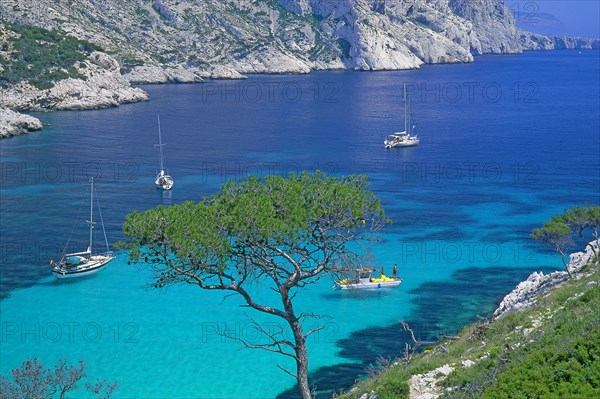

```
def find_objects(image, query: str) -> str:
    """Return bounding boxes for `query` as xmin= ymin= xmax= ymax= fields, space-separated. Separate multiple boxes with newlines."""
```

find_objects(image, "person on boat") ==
xmin=393 ymin=264 xmax=397 ymax=278
xmin=381 ymin=266 xmax=385 ymax=277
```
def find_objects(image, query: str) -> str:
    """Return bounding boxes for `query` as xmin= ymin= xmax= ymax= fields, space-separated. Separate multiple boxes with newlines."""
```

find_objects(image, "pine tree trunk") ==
xmin=291 ymin=320 xmax=311 ymax=399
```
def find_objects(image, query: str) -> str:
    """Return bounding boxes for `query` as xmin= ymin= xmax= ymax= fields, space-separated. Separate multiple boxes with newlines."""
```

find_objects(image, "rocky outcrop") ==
xmin=493 ymin=240 xmax=599 ymax=318
xmin=0 ymin=108 xmax=43 ymax=138
xmin=125 ymin=64 xmax=246 ymax=84
xmin=0 ymin=52 xmax=149 ymax=111
xmin=204 ymin=65 xmax=247 ymax=80
xmin=125 ymin=65 xmax=204 ymax=84
xmin=408 ymin=363 xmax=455 ymax=399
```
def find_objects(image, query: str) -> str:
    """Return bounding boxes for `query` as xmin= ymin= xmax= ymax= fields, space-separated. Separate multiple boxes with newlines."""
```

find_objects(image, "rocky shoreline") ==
xmin=404 ymin=240 xmax=599 ymax=399
xmin=0 ymin=108 xmax=43 ymax=138
xmin=493 ymin=240 xmax=599 ymax=319
xmin=124 ymin=64 xmax=246 ymax=85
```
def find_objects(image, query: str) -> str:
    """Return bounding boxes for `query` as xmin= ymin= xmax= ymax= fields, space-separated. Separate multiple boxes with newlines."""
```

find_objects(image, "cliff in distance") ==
xmin=1 ymin=0 xmax=598 ymax=80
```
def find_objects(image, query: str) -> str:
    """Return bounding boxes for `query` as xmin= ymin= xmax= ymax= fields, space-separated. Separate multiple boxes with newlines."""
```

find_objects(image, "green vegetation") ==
xmin=338 ymin=208 xmax=600 ymax=399
xmin=532 ymin=205 xmax=600 ymax=278
xmin=0 ymin=22 xmax=100 ymax=89
xmin=531 ymin=219 xmax=574 ymax=277
xmin=443 ymin=278 xmax=600 ymax=398
xmin=122 ymin=172 xmax=388 ymax=399
xmin=559 ymin=206 xmax=600 ymax=256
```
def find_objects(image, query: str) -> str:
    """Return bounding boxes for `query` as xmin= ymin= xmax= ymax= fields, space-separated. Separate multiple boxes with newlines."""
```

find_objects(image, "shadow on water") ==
xmin=276 ymin=265 xmax=557 ymax=399
xmin=41 ymin=274 xmax=100 ymax=286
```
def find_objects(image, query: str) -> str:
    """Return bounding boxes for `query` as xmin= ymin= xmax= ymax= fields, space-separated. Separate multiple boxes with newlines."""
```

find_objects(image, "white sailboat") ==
xmin=52 ymin=178 xmax=114 ymax=279
xmin=384 ymin=83 xmax=420 ymax=148
xmin=154 ymin=114 xmax=174 ymax=190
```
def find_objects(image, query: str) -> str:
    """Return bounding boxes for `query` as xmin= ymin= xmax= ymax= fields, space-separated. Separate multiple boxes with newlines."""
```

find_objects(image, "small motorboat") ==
xmin=334 ymin=268 xmax=402 ymax=290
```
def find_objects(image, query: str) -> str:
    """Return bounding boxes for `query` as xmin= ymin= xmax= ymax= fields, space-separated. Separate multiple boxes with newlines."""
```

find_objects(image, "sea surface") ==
xmin=1 ymin=50 xmax=599 ymax=398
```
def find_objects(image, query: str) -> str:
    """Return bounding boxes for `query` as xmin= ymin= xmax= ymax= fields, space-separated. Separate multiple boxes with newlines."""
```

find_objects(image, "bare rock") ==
xmin=206 ymin=65 xmax=246 ymax=80
xmin=408 ymin=363 xmax=455 ymax=399
xmin=0 ymin=108 xmax=43 ymax=138
xmin=125 ymin=65 xmax=204 ymax=84
xmin=494 ymin=240 xmax=599 ymax=319
xmin=1 ymin=0 xmax=598 ymax=80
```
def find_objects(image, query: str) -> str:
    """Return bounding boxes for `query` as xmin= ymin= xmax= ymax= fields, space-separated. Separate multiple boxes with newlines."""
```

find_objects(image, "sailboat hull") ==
xmin=385 ymin=139 xmax=420 ymax=148
xmin=155 ymin=174 xmax=174 ymax=190
xmin=384 ymin=132 xmax=420 ymax=148
xmin=52 ymin=255 xmax=114 ymax=279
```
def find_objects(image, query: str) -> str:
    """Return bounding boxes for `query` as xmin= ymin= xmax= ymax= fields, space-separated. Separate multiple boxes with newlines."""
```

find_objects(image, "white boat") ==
xmin=52 ymin=178 xmax=114 ymax=279
xmin=334 ymin=268 xmax=402 ymax=290
xmin=154 ymin=114 xmax=174 ymax=190
xmin=384 ymin=83 xmax=420 ymax=148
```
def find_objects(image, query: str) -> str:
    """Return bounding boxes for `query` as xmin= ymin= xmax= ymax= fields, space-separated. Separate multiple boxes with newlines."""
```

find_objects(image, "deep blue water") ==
xmin=1 ymin=50 xmax=599 ymax=398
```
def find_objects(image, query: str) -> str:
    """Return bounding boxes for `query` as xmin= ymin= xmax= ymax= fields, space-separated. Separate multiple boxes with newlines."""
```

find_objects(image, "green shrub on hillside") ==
xmin=443 ymin=286 xmax=600 ymax=399
xmin=0 ymin=22 xmax=100 ymax=89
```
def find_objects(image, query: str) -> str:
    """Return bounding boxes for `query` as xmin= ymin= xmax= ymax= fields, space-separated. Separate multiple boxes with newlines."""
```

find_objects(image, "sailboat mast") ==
xmin=89 ymin=177 xmax=94 ymax=254
xmin=157 ymin=114 xmax=165 ymax=172
xmin=404 ymin=83 xmax=408 ymax=134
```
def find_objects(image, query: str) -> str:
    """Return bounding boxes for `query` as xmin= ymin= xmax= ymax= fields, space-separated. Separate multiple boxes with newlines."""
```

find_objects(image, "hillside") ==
xmin=1 ymin=0 xmax=598 ymax=79
xmin=336 ymin=242 xmax=600 ymax=399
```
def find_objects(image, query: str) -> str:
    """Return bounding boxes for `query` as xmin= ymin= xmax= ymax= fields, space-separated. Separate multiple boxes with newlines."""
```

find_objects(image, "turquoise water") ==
xmin=1 ymin=50 xmax=599 ymax=398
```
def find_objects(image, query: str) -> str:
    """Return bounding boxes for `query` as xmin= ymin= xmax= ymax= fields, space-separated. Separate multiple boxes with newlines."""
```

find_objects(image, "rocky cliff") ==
xmin=1 ymin=0 xmax=598 ymax=78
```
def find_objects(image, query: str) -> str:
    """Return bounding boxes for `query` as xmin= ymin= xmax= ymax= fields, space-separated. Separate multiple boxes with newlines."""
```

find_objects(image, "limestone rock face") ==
xmin=126 ymin=65 xmax=204 ymax=84
xmin=0 ymin=108 xmax=43 ymax=138
xmin=2 ymin=0 xmax=596 ymax=86
xmin=228 ymin=45 xmax=313 ymax=74
xmin=448 ymin=0 xmax=522 ymax=55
